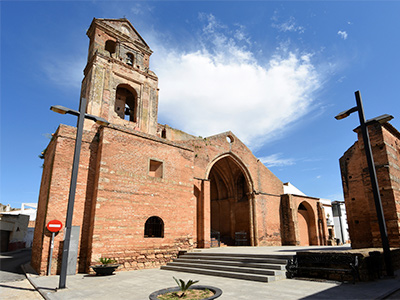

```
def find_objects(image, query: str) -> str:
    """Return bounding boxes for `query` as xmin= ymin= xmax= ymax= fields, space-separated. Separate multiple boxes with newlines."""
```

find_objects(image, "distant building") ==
xmin=319 ymin=199 xmax=336 ymax=244
xmin=340 ymin=121 xmax=400 ymax=248
xmin=331 ymin=201 xmax=349 ymax=245
xmin=0 ymin=214 xmax=29 ymax=252
xmin=0 ymin=203 xmax=37 ymax=250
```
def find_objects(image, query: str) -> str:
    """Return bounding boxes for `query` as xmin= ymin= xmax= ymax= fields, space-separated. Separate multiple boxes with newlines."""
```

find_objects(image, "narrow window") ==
xmin=126 ymin=53 xmax=134 ymax=66
xmin=161 ymin=128 xmax=167 ymax=139
xmin=236 ymin=174 xmax=248 ymax=202
xmin=149 ymin=160 xmax=163 ymax=178
xmin=144 ymin=216 xmax=164 ymax=238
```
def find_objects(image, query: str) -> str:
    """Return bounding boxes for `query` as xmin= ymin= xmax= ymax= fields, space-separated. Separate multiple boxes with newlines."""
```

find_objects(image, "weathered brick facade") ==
xmin=32 ymin=18 xmax=328 ymax=275
xmin=340 ymin=122 xmax=400 ymax=249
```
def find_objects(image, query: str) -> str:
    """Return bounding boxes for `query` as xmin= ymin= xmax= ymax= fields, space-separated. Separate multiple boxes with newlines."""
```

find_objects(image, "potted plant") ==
xmin=149 ymin=277 xmax=222 ymax=300
xmin=90 ymin=257 xmax=120 ymax=276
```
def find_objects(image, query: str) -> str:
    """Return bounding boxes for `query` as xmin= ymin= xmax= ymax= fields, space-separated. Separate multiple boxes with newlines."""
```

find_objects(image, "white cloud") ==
xmin=40 ymin=14 xmax=324 ymax=150
xmin=272 ymin=16 xmax=305 ymax=33
xmin=130 ymin=3 xmax=153 ymax=15
xmin=259 ymin=153 xmax=296 ymax=167
xmin=338 ymin=30 xmax=348 ymax=40
xmin=42 ymin=56 xmax=85 ymax=89
xmin=152 ymin=14 xmax=321 ymax=148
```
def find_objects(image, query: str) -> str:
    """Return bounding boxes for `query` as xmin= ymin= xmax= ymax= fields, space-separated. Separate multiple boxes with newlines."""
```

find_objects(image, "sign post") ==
xmin=46 ymin=220 xmax=63 ymax=276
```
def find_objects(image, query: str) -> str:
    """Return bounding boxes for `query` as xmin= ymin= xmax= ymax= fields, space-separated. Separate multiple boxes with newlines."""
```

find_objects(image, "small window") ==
xmin=105 ymin=40 xmax=116 ymax=55
xmin=161 ymin=128 xmax=167 ymax=139
xmin=149 ymin=160 xmax=163 ymax=178
xmin=126 ymin=53 xmax=134 ymax=66
xmin=144 ymin=216 xmax=164 ymax=238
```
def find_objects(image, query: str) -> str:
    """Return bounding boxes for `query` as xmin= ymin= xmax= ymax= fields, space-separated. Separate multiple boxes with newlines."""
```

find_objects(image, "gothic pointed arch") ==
xmin=205 ymin=152 xmax=254 ymax=193
xmin=206 ymin=153 xmax=254 ymax=246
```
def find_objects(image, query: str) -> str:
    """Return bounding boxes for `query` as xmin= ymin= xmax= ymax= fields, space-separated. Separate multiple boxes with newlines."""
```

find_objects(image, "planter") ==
xmin=149 ymin=285 xmax=222 ymax=300
xmin=90 ymin=264 xmax=120 ymax=276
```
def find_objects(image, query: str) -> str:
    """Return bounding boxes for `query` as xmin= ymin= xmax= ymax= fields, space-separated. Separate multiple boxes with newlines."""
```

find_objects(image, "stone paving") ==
xmin=21 ymin=246 xmax=400 ymax=300
xmin=0 ymin=279 xmax=43 ymax=300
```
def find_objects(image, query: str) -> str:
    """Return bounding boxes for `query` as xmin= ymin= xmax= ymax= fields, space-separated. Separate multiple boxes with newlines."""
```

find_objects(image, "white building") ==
xmin=0 ymin=203 xmax=37 ymax=249
xmin=332 ymin=201 xmax=350 ymax=244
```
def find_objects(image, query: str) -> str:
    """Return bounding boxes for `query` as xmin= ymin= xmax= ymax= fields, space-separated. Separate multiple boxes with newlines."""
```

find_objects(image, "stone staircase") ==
xmin=161 ymin=252 xmax=293 ymax=283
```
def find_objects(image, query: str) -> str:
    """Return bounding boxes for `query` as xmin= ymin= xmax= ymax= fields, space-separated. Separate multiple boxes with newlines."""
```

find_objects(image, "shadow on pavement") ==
xmin=297 ymin=276 xmax=400 ymax=300
xmin=0 ymin=283 xmax=36 ymax=291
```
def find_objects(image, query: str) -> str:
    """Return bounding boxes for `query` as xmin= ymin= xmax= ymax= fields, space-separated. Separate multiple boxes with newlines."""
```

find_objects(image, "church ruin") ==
xmin=32 ymin=18 xmax=328 ymax=275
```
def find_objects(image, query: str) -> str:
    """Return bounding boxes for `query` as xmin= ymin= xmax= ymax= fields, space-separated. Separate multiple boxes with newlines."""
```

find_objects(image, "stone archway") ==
xmin=208 ymin=156 xmax=251 ymax=246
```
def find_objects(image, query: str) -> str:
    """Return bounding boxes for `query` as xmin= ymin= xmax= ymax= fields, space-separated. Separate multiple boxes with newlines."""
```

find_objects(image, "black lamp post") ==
xmin=50 ymin=98 xmax=109 ymax=289
xmin=335 ymin=90 xmax=394 ymax=277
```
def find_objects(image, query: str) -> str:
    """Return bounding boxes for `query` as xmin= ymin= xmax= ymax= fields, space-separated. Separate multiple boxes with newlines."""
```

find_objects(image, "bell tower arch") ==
xmin=81 ymin=18 xmax=159 ymax=134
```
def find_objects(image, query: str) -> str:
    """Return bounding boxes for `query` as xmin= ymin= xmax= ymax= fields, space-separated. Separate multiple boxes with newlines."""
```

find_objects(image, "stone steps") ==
xmin=161 ymin=252 xmax=292 ymax=282
xmin=175 ymin=258 xmax=286 ymax=270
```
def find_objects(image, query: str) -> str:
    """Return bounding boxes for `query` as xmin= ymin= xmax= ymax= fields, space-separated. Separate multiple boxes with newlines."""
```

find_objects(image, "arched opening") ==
xmin=126 ymin=53 xmax=134 ymax=66
xmin=144 ymin=216 xmax=164 ymax=238
xmin=297 ymin=202 xmax=317 ymax=246
xmin=115 ymin=85 xmax=137 ymax=122
xmin=105 ymin=40 xmax=116 ymax=56
xmin=208 ymin=156 xmax=250 ymax=246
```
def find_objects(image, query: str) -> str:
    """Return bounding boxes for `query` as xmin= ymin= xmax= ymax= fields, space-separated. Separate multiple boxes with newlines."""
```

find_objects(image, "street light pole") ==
xmin=58 ymin=97 xmax=86 ymax=289
xmin=335 ymin=90 xmax=394 ymax=277
xmin=50 ymin=98 xmax=109 ymax=289
xmin=354 ymin=91 xmax=393 ymax=277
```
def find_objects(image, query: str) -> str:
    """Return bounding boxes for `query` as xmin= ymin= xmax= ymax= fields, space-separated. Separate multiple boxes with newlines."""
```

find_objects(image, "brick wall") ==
xmin=340 ymin=122 xmax=400 ymax=248
xmin=280 ymin=194 xmax=328 ymax=246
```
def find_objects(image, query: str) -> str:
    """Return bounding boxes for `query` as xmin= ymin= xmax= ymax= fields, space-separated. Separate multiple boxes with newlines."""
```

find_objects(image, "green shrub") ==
xmin=173 ymin=277 xmax=199 ymax=297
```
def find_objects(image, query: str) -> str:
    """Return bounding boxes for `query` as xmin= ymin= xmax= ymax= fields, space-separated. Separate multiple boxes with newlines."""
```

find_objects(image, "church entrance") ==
xmin=208 ymin=156 xmax=251 ymax=246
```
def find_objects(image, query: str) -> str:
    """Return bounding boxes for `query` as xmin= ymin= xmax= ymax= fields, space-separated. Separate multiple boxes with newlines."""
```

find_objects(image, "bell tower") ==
xmin=81 ymin=18 xmax=159 ymax=134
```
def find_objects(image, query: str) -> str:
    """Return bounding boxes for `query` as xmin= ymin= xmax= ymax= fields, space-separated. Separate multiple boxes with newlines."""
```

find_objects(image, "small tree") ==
xmin=173 ymin=277 xmax=199 ymax=298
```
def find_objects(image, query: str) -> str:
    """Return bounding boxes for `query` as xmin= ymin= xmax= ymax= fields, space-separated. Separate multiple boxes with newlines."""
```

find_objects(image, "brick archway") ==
xmin=208 ymin=155 xmax=252 ymax=246
xmin=297 ymin=201 xmax=318 ymax=246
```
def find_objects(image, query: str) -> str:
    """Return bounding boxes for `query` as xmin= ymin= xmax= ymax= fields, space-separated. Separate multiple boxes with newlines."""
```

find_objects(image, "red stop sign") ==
xmin=47 ymin=220 xmax=63 ymax=233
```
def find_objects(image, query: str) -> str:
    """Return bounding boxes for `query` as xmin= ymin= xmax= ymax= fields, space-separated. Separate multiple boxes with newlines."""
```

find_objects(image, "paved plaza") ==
xmin=19 ymin=246 xmax=400 ymax=300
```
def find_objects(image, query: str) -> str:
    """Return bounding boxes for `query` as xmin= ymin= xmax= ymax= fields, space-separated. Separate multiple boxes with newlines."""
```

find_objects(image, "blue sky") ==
xmin=1 ymin=1 xmax=400 ymax=208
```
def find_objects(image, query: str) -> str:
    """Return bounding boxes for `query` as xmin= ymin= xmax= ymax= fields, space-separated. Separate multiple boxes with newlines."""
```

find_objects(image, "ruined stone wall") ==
xmin=340 ymin=122 xmax=400 ymax=248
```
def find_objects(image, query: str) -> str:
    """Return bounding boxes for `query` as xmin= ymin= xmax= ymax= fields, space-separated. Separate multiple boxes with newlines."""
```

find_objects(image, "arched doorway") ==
xmin=297 ymin=202 xmax=317 ymax=246
xmin=208 ymin=156 xmax=251 ymax=246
